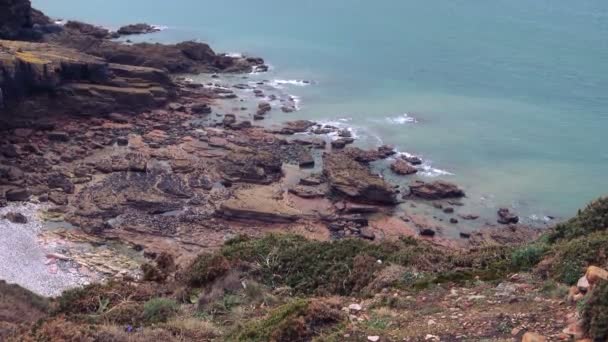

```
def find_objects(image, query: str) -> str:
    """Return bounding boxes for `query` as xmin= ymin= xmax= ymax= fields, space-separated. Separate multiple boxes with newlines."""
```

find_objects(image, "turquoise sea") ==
xmin=34 ymin=0 xmax=608 ymax=222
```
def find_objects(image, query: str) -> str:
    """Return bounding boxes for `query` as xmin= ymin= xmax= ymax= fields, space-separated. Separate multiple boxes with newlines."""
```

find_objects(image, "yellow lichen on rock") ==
xmin=586 ymin=266 xmax=608 ymax=285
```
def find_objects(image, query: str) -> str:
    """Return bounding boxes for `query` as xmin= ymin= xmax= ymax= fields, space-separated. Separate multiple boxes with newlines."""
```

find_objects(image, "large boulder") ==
xmin=323 ymin=152 xmax=399 ymax=205
xmin=408 ymin=180 xmax=465 ymax=200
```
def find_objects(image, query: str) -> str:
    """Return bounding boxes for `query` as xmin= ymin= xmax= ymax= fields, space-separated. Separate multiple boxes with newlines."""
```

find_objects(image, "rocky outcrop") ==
xmin=323 ymin=152 xmax=399 ymax=205
xmin=408 ymin=180 xmax=465 ymax=200
xmin=390 ymin=159 xmax=418 ymax=175
xmin=47 ymin=26 xmax=266 ymax=74
xmin=117 ymin=23 xmax=159 ymax=36
xmin=63 ymin=21 xmax=116 ymax=39
xmin=343 ymin=147 xmax=394 ymax=164
xmin=0 ymin=39 xmax=175 ymax=115
xmin=274 ymin=120 xmax=316 ymax=135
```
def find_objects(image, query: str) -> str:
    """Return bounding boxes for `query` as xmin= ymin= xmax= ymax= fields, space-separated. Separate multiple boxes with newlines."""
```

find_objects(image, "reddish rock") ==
xmin=390 ymin=159 xmax=418 ymax=175
xmin=323 ymin=152 xmax=399 ymax=205
xmin=586 ymin=266 xmax=608 ymax=285
xmin=409 ymin=180 xmax=465 ymax=200
xmin=522 ymin=332 xmax=547 ymax=342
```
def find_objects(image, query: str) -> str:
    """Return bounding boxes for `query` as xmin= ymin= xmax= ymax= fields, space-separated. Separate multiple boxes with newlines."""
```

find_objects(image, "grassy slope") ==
xmin=4 ymin=198 xmax=608 ymax=341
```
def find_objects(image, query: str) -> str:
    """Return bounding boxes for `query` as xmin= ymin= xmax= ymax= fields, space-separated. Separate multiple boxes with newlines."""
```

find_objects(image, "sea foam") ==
xmin=385 ymin=113 xmax=417 ymax=124
xmin=268 ymin=79 xmax=312 ymax=88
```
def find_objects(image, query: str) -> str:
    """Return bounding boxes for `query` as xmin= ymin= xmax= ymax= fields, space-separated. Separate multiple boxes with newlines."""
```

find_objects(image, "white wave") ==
xmin=151 ymin=24 xmax=169 ymax=31
xmin=418 ymin=162 xmax=454 ymax=177
xmin=290 ymin=95 xmax=302 ymax=110
xmin=529 ymin=214 xmax=555 ymax=223
xmin=250 ymin=64 xmax=273 ymax=75
xmin=54 ymin=19 xmax=66 ymax=26
xmin=315 ymin=119 xmax=359 ymax=140
xmin=268 ymin=79 xmax=312 ymax=88
xmin=225 ymin=52 xmax=243 ymax=58
xmin=385 ymin=113 xmax=417 ymax=124
xmin=395 ymin=151 xmax=418 ymax=159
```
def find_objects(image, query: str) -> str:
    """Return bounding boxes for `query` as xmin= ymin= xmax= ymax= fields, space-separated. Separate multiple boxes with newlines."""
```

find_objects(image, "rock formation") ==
xmin=323 ymin=152 xmax=399 ymax=205
xmin=408 ymin=180 xmax=465 ymax=200
xmin=0 ymin=39 xmax=175 ymax=115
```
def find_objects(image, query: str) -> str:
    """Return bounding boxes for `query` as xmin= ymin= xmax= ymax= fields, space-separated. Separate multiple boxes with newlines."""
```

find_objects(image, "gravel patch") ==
xmin=0 ymin=202 xmax=85 ymax=297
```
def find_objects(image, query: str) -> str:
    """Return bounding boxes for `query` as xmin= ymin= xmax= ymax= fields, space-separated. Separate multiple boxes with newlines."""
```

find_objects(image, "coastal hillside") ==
xmin=1 ymin=200 xmax=607 ymax=341
xmin=0 ymin=0 xmax=607 ymax=341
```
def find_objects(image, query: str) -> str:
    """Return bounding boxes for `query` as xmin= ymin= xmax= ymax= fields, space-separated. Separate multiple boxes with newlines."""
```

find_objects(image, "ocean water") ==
xmin=34 ymin=0 xmax=608 ymax=221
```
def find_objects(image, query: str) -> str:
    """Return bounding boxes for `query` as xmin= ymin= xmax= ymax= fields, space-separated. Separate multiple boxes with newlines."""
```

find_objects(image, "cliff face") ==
xmin=0 ymin=0 xmax=33 ymax=40
xmin=0 ymin=39 xmax=175 ymax=116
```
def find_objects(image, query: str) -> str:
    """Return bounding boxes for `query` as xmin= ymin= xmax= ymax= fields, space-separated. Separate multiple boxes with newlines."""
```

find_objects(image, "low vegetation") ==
xmin=142 ymin=298 xmax=179 ymax=323
xmin=548 ymin=196 xmax=608 ymax=242
xmin=5 ymin=197 xmax=608 ymax=340
xmin=230 ymin=298 xmax=344 ymax=342
xmin=582 ymin=280 xmax=608 ymax=341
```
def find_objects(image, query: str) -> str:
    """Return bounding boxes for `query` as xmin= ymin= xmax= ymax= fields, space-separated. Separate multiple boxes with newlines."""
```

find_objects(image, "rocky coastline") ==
xmin=0 ymin=0 xmax=540 ymax=281
xmin=1 ymin=1 xmax=606 ymax=341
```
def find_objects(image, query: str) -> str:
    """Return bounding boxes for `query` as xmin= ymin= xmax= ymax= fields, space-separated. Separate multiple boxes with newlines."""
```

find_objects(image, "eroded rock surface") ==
xmin=408 ymin=180 xmax=465 ymax=200
xmin=0 ymin=39 xmax=175 ymax=115
xmin=323 ymin=152 xmax=399 ymax=205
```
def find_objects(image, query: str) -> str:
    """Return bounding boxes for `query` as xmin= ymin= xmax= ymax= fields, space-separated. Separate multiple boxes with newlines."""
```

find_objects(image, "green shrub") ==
xmin=582 ymin=280 xmax=608 ymax=341
xmin=186 ymin=254 xmax=231 ymax=287
xmin=101 ymin=302 xmax=144 ymax=325
xmin=232 ymin=299 xmax=344 ymax=342
xmin=221 ymin=234 xmax=447 ymax=295
xmin=56 ymin=282 xmax=147 ymax=316
xmin=511 ymin=243 xmax=549 ymax=270
xmin=142 ymin=298 xmax=179 ymax=324
xmin=550 ymin=231 xmax=608 ymax=284
xmin=549 ymin=197 xmax=608 ymax=242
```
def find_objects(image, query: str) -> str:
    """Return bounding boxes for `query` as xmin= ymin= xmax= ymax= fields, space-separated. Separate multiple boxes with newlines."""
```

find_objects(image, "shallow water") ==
xmin=34 ymin=0 xmax=608 ymax=220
